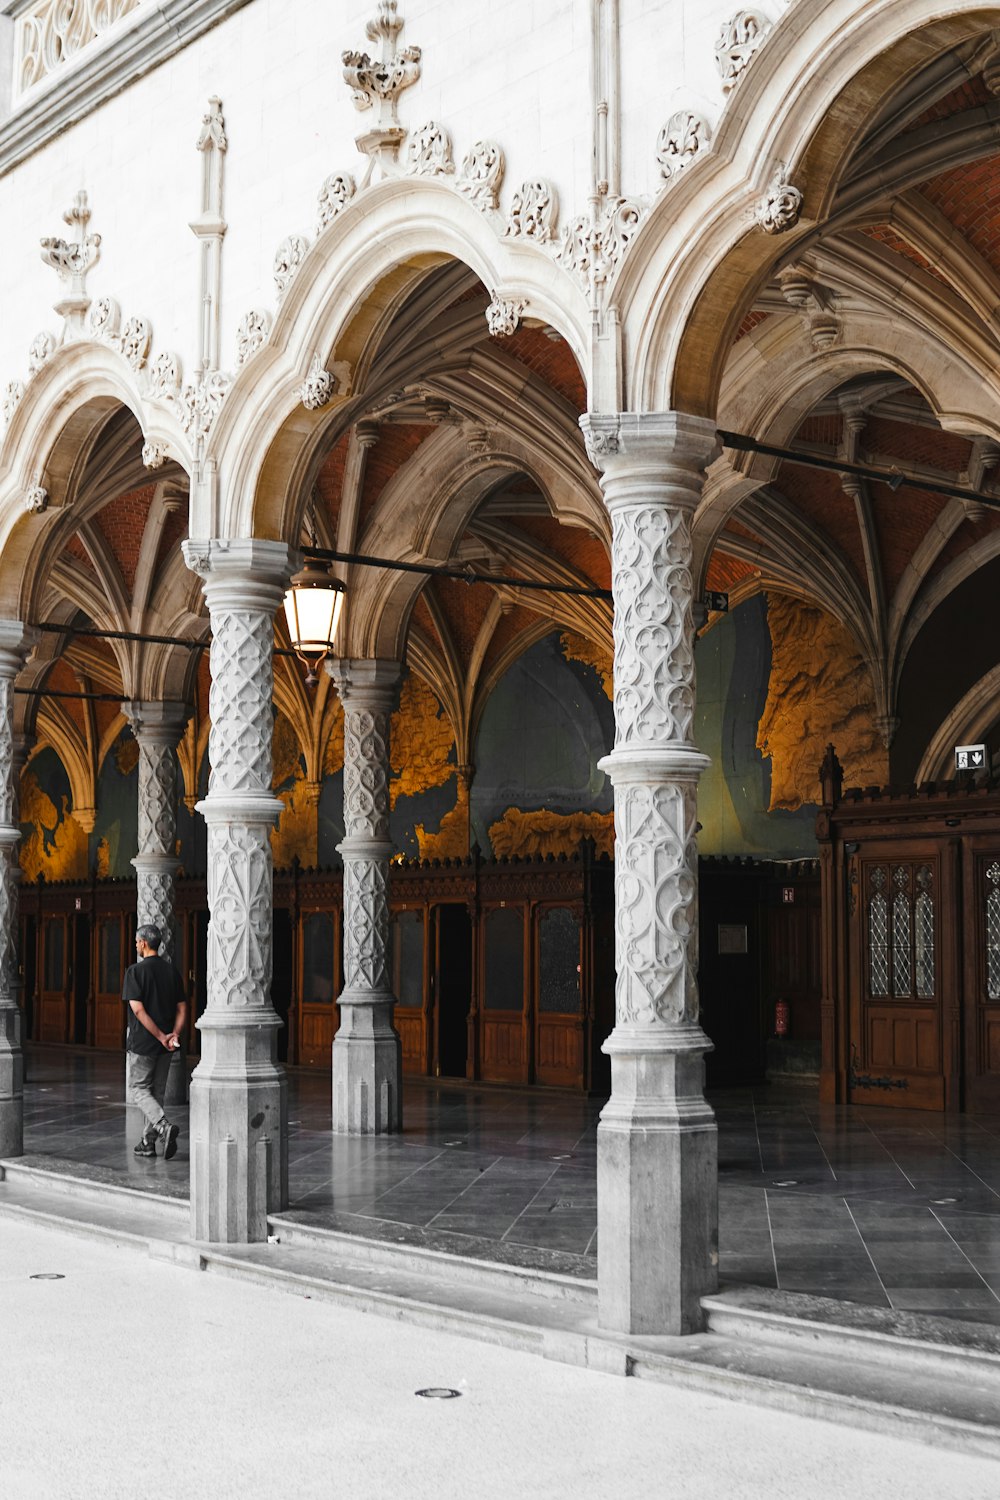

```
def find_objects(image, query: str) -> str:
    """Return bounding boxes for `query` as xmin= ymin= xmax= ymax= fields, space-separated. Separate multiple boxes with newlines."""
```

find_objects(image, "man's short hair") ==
xmin=136 ymin=924 xmax=162 ymax=951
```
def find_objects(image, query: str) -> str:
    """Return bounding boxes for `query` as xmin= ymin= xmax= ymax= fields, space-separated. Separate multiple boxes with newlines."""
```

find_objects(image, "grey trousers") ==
xmin=128 ymin=1051 xmax=172 ymax=1137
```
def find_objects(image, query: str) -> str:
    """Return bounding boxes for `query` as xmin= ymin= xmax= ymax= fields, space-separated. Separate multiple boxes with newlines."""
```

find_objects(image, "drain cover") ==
xmin=30 ymin=1273 xmax=65 ymax=1281
xmin=931 ymin=1197 xmax=957 ymax=1205
xmin=772 ymin=1180 xmax=799 ymax=1187
xmin=415 ymin=1388 xmax=461 ymax=1399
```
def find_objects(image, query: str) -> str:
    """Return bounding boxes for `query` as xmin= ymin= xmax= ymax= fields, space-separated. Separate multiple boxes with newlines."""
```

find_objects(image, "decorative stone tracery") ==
xmin=656 ymin=111 xmax=712 ymax=181
xmin=456 ymin=140 xmax=505 ymax=211
xmin=506 ymin=180 xmax=559 ymax=243
xmin=181 ymin=538 xmax=296 ymax=1241
xmin=405 ymin=121 xmax=454 ymax=176
xmin=316 ymin=173 xmax=356 ymax=232
xmin=327 ymin=659 xmax=403 ymax=1135
xmin=715 ymin=10 xmax=770 ymax=91
xmin=580 ymin=411 xmax=719 ymax=1338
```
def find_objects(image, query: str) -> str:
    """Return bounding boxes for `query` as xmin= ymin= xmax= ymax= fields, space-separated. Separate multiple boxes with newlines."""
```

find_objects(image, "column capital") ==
xmin=0 ymin=620 xmax=39 ymax=679
xmin=182 ymin=537 xmax=299 ymax=610
xmin=121 ymin=700 xmax=191 ymax=745
xmin=580 ymin=411 xmax=720 ymax=491
xmin=327 ymin=657 xmax=401 ymax=712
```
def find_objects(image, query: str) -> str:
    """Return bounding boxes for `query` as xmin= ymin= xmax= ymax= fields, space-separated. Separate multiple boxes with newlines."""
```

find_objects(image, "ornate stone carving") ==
xmin=142 ymin=441 xmax=167 ymax=470
xmin=715 ymin=10 xmax=770 ymax=91
xmin=2 ymin=382 xmax=24 ymax=427
xmin=23 ymin=487 xmax=48 ymax=515
xmin=343 ymin=706 xmax=392 ymax=844
xmin=656 ymin=111 xmax=712 ymax=180
xmin=205 ymin=821 xmax=273 ymax=1005
xmin=39 ymin=190 xmax=101 ymax=286
xmin=486 ymin=296 xmax=524 ymax=338
xmin=777 ymin=265 xmax=838 ymax=349
xmin=316 ymin=173 xmax=356 ymax=232
xmin=208 ymin=610 xmax=275 ymax=794
xmin=235 ymin=309 xmax=271 ymax=367
xmin=15 ymin=0 xmax=141 ymax=94
xmin=195 ymin=93 xmax=228 ymax=153
xmin=757 ymin=171 xmax=803 ymax=235
xmin=299 ymin=353 xmax=336 ymax=410
xmin=180 ymin=371 xmax=231 ymax=440
xmin=560 ymin=198 xmax=644 ymax=291
xmin=273 ymin=234 xmax=309 ymax=300
xmin=506 ymin=180 xmax=558 ymax=243
xmin=342 ymin=1 xmax=421 ymax=124
xmin=87 ymin=296 xmax=120 ymax=342
xmin=119 ymin=315 xmax=152 ymax=369
xmin=456 ymin=140 xmax=505 ymax=211
xmin=405 ymin=120 xmax=454 ymax=176
xmin=147 ymin=351 xmax=182 ymax=402
xmin=27 ymin=331 xmax=57 ymax=373
xmin=581 ymin=416 xmax=620 ymax=468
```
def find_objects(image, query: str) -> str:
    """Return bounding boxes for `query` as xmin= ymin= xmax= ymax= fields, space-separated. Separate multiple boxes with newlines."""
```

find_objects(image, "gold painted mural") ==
xmin=415 ymin=774 xmax=469 ymax=859
xmin=19 ymin=770 xmax=89 ymax=881
xmin=390 ymin=675 xmax=455 ymax=807
xmin=488 ymin=807 xmax=614 ymax=859
xmin=757 ymin=593 xmax=888 ymax=811
xmin=560 ymin=632 xmax=613 ymax=699
xmin=271 ymin=711 xmax=317 ymax=868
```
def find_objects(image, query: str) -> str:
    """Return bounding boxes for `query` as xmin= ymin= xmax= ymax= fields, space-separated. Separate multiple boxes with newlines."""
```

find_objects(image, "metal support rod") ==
xmin=301 ymin=544 xmax=612 ymax=601
xmin=718 ymin=430 xmax=1000 ymax=510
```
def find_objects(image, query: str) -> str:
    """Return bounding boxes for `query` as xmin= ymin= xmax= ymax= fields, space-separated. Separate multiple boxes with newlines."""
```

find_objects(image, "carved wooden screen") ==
xmin=534 ymin=906 xmax=583 ymax=1088
xmin=852 ymin=854 xmax=944 ymax=1108
xmin=38 ymin=913 xmax=69 ymax=1042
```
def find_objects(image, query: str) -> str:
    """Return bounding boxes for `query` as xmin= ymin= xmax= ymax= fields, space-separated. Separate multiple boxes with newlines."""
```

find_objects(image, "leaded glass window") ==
xmin=987 ymin=862 xmax=1000 ymax=1002
xmin=893 ymin=867 xmax=911 ymax=996
xmin=915 ymin=867 xmax=934 ymax=999
xmin=869 ymin=867 xmax=889 ymax=997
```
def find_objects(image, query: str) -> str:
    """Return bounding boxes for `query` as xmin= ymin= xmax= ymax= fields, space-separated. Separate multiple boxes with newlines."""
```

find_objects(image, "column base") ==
xmin=597 ymin=1027 xmax=718 ymax=1336
xmin=0 ymin=1001 xmax=23 ymax=1157
xmin=332 ymin=994 xmax=402 ymax=1134
xmin=189 ymin=1011 xmax=288 ymax=1243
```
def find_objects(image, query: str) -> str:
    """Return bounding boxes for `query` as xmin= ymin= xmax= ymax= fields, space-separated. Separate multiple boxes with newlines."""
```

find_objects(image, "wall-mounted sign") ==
xmin=782 ymin=887 xmax=795 ymax=904
xmin=955 ymin=743 xmax=987 ymax=771
xmin=703 ymin=591 xmax=729 ymax=613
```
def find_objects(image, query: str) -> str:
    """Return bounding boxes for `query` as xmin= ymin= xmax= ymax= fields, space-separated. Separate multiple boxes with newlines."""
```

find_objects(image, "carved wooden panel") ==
xmin=535 ymin=1016 xmax=583 ymax=1088
xmin=396 ymin=1005 xmax=426 ymax=1074
xmin=38 ymin=914 xmax=68 ymax=1043
xmin=93 ymin=914 xmax=125 ymax=1050
xmin=480 ymin=1016 xmax=526 ymax=1082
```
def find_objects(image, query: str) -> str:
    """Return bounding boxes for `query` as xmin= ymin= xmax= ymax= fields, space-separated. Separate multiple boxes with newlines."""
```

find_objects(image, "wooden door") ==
xmin=38 ymin=914 xmax=69 ymax=1043
xmin=479 ymin=905 xmax=528 ymax=1082
xmin=963 ymin=848 xmax=1000 ymax=1112
xmin=849 ymin=851 xmax=949 ymax=1108
xmin=297 ymin=909 xmax=338 ymax=1066
xmin=534 ymin=906 xmax=584 ymax=1088
xmin=93 ymin=915 xmax=126 ymax=1049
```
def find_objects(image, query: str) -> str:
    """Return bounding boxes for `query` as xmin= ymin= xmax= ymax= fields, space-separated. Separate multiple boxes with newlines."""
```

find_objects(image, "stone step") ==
xmin=4 ymin=1157 xmax=1000 ymax=1458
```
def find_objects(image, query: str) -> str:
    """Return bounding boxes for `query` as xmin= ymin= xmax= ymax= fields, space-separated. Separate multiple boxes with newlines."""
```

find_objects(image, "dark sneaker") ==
xmin=133 ymin=1138 xmax=156 ymax=1157
xmin=160 ymin=1122 xmax=180 ymax=1161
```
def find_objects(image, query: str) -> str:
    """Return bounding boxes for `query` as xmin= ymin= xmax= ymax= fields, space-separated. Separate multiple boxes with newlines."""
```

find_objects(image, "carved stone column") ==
xmin=581 ymin=411 xmax=720 ymax=1336
xmin=122 ymin=700 xmax=190 ymax=1114
xmin=182 ymin=538 xmax=295 ymax=1241
xmin=327 ymin=659 xmax=402 ymax=1133
xmin=0 ymin=624 xmax=38 ymax=1156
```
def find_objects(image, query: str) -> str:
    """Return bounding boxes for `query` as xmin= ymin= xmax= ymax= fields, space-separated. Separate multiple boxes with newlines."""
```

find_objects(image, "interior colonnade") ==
xmin=3 ymin=0 xmax=1000 ymax=1346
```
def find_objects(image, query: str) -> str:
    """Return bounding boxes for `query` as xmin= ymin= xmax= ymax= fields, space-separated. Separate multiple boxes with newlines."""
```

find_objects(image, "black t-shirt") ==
xmin=123 ymin=955 xmax=185 ymax=1055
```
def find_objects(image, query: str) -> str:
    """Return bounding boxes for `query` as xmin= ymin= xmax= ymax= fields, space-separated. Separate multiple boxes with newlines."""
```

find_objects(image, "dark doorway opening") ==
xmin=72 ymin=914 xmax=90 ymax=1046
xmin=436 ymin=904 xmax=472 ymax=1078
xmin=273 ymin=907 xmax=293 ymax=1063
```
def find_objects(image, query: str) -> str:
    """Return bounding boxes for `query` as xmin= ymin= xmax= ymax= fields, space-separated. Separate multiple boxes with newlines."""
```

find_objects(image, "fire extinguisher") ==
xmin=774 ymin=999 xmax=789 ymax=1037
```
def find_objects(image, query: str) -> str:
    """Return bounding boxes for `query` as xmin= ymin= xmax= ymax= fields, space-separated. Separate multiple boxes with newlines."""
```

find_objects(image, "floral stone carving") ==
xmin=273 ymin=234 xmax=309 ymax=300
xmin=486 ymin=296 xmax=524 ymax=338
xmin=316 ymin=173 xmax=356 ymax=232
xmin=756 ymin=172 xmax=803 ymax=234
xmin=456 ymin=140 xmax=505 ymax=211
xmin=342 ymin=1 xmax=421 ymax=127
xmin=27 ymin=331 xmax=57 ymax=373
xmin=235 ymin=310 xmax=271 ymax=366
xmin=405 ymin=121 xmax=454 ymax=176
xmin=506 ymin=180 xmax=558 ymax=243
xmin=656 ymin=111 xmax=712 ymax=180
xmin=715 ymin=10 xmax=770 ymax=91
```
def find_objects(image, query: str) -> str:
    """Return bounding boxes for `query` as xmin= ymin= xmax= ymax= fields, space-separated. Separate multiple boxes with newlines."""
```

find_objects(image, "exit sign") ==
xmin=703 ymin=591 xmax=729 ymax=613
xmin=955 ymin=743 xmax=987 ymax=771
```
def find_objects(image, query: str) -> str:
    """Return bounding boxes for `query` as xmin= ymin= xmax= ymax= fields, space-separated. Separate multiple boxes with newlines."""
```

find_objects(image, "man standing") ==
xmin=124 ymin=924 xmax=187 ymax=1160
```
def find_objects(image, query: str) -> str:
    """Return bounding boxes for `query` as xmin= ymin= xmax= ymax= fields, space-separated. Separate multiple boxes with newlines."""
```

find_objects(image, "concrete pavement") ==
xmin=1 ymin=1217 xmax=1000 ymax=1499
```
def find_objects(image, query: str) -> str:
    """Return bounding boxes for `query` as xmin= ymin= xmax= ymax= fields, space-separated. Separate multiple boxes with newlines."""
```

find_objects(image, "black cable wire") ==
xmin=300 ymin=544 xmax=612 ymax=601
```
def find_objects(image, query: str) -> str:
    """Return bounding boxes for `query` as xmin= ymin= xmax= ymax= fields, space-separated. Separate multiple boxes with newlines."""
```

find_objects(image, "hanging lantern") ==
xmin=283 ymin=557 xmax=345 ymax=686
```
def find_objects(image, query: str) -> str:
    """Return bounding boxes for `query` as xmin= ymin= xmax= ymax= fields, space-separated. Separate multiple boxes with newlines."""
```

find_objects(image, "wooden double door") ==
xmin=844 ymin=838 xmax=1000 ymax=1110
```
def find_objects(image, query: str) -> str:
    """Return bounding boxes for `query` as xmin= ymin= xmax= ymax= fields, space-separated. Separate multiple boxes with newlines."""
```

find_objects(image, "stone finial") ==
xmin=40 ymin=190 xmax=101 ymax=334
xmin=343 ymin=1 xmax=421 ymax=163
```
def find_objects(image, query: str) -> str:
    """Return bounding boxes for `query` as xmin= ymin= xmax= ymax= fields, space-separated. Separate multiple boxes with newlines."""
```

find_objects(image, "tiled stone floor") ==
xmin=16 ymin=1045 xmax=1000 ymax=1325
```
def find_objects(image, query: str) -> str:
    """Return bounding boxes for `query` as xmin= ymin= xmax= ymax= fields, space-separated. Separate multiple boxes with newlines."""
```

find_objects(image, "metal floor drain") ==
xmin=772 ymin=1180 xmax=799 ymax=1187
xmin=415 ymin=1388 xmax=461 ymax=1399
xmin=30 ymin=1273 xmax=65 ymax=1281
